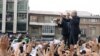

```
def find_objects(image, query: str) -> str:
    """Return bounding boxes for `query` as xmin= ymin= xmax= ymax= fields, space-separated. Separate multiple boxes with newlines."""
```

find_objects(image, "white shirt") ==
xmin=11 ymin=42 xmax=20 ymax=51
xmin=30 ymin=47 xmax=37 ymax=56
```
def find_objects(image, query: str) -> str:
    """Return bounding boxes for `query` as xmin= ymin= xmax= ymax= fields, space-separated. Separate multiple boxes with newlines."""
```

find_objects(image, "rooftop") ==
xmin=29 ymin=11 xmax=60 ymax=15
xmin=29 ymin=10 xmax=100 ymax=19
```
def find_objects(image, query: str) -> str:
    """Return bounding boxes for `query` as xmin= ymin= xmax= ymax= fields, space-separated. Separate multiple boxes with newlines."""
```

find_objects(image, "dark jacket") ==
xmin=58 ymin=18 xmax=70 ymax=36
xmin=70 ymin=16 xmax=80 ymax=35
xmin=98 ymin=36 xmax=100 ymax=43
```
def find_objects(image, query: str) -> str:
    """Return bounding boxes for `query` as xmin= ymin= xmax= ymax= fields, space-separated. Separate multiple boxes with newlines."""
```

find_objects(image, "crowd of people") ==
xmin=0 ymin=11 xmax=99 ymax=56
xmin=0 ymin=34 xmax=100 ymax=56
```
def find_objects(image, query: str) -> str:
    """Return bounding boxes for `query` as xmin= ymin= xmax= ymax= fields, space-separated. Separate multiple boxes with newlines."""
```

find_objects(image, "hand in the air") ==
xmin=0 ymin=35 xmax=9 ymax=50
xmin=0 ymin=35 xmax=10 ymax=56
xmin=25 ymin=41 xmax=33 ymax=53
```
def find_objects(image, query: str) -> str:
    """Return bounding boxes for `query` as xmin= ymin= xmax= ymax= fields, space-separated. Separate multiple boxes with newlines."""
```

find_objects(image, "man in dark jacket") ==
xmin=56 ymin=13 xmax=70 ymax=45
xmin=98 ymin=36 xmax=100 ymax=43
xmin=69 ymin=11 xmax=80 ymax=45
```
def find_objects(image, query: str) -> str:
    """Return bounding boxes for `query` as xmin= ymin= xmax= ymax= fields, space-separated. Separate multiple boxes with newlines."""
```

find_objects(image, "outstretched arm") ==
xmin=0 ymin=35 xmax=10 ymax=56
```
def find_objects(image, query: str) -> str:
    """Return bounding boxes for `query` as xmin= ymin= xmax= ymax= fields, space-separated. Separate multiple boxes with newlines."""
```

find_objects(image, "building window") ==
xmin=6 ymin=22 xmax=13 ymax=31
xmin=17 ymin=13 xmax=27 ymax=22
xmin=91 ymin=19 xmax=97 ymax=23
xmin=81 ymin=29 xmax=85 ymax=34
xmin=97 ymin=19 xmax=100 ymax=22
xmin=80 ymin=28 xmax=86 ymax=37
xmin=6 ymin=12 xmax=13 ymax=22
xmin=0 ymin=22 xmax=2 ymax=30
xmin=44 ymin=16 xmax=54 ymax=23
xmin=17 ymin=0 xmax=27 ymax=12
xmin=30 ymin=16 xmax=37 ymax=22
xmin=42 ymin=25 xmax=55 ymax=34
xmin=0 ymin=14 xmax=2 ymax=20
xmin=6 ymin=2 xmax=14 ymax=12
xmin=0 ymin=0 xmax=2 ymax=13
xmin=17 ymin=23 xmax=26 ymax=31
xmin=32 ymin=29 xmax=38 ymax=35
xmin=91 ymin=27 xmax=96 ymax=36
xmin=37 ymin=16 xmax=44 ymax=23
xmin=83 ymin=19 xmax=86 ymax=22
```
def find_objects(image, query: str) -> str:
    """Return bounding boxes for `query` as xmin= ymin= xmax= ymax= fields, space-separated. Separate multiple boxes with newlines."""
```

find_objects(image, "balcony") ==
xmin=80 ymin=22 xmax=100 ymax=25
xmin=29 ymin=22 xmax=57 ymax=26
xmin=42 ymin=33 xmax=55 ymax=35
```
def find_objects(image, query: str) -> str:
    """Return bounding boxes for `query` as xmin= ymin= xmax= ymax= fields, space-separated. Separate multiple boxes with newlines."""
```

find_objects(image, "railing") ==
xmin=80 ymin=22 xmax=100 ymax=25
xmin=42 ymin=33 xmax=55 ymax=35
xmin=29 ymin=22 xmax=57 ymax=26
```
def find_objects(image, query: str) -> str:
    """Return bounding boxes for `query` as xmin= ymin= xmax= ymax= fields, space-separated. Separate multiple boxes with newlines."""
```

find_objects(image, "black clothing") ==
xmin=70 ymin=16 xmax=80 ymax=35
xmin=58 ymin=18 xmax=70 ymax=45
xmin=69 ymin=16 xmax=80 ymax=45
xmin=63 ymin=35 xmax=70 ymax=45
xmin=58 ymin=18 xmax=70 ymax=36
xmin=98 ymin=36 xmax=100 ymax=43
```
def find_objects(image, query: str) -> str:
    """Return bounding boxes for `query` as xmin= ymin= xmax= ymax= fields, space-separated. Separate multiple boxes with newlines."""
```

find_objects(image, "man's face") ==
xmin=65 ymin=13 xmax=70 ymax=19
xmin=71 ymin=11 xmax=77 ymax=17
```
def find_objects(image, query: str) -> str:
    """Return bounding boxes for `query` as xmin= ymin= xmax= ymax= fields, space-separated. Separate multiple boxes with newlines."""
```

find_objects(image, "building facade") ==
xmin=29 ymin=11 xmax=100 ymax=39
xmin=80 ymin=16 xmax=100 ymax=38
xmin=0 ymin=0 xmax=28 ymax=33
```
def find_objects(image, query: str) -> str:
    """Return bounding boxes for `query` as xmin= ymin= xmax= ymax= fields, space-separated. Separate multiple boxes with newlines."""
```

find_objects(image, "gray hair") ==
xmin=71 ymin=10 xmax=77 ymax=16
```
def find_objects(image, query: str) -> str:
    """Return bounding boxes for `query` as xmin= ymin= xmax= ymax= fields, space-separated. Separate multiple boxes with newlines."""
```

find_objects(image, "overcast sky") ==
xmin=29 ymin=0 xmax=100 ymax=15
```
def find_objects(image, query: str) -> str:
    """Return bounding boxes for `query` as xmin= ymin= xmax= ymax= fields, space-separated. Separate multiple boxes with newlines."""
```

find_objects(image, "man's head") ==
xmin=70 ymin=11 xmax=77 ymax=17
xmin=65 ymin=12 xmax=70 ymax=18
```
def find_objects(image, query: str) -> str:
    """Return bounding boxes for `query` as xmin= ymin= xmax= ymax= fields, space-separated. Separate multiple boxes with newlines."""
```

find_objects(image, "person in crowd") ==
xmin=56 ymin=12 xmax=71 ymax=46
xmin=22 ymin=34 xmax=30 ymax=44
xmin=0 ymin=35 xmax=10 ymax=56
xmin=0 ymin=34 xmax=100 ymax=56
xmin=12 ymin=34 xmax=30 ymax=44
xmin=98 ymin=36 xmax=100 ymax=43
xmin=9 ymin=34 xmax=17 ymax=42
xmin=69 ymin=11 xmax=81 ymax=49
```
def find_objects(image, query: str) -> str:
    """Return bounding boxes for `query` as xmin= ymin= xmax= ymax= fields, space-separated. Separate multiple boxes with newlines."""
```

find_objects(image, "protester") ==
xmin=0 ymin=34 xmax=100 ymax=56
xmin=56 ymin=12 xmax=70 ymax=46
xmin=98 ymin=36 xmax=100 ymax=43
xmin=68 ymin=11 xmax=81 ymax=51
xmin=55 ymin=11 xmax=81 ymax=50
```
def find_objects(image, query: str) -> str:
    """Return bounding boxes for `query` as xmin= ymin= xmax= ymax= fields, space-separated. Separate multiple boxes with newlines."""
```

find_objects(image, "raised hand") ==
xmin=14 ymin=42 xmax=23 ymax=56
xmin=25 ymin=41 xmax=33 ymax=54
xmin=0 ymin=35 xmax=10 ymax=56
xmin=43 ymin=47 xmax=52 ymax=56
xmin=7 ymin=47 xmax=14 ymax=56
xmin=37 ymin=48 xmax=43 ymax=56
xmin=0 ymin=35 xmax=9 ymax=50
